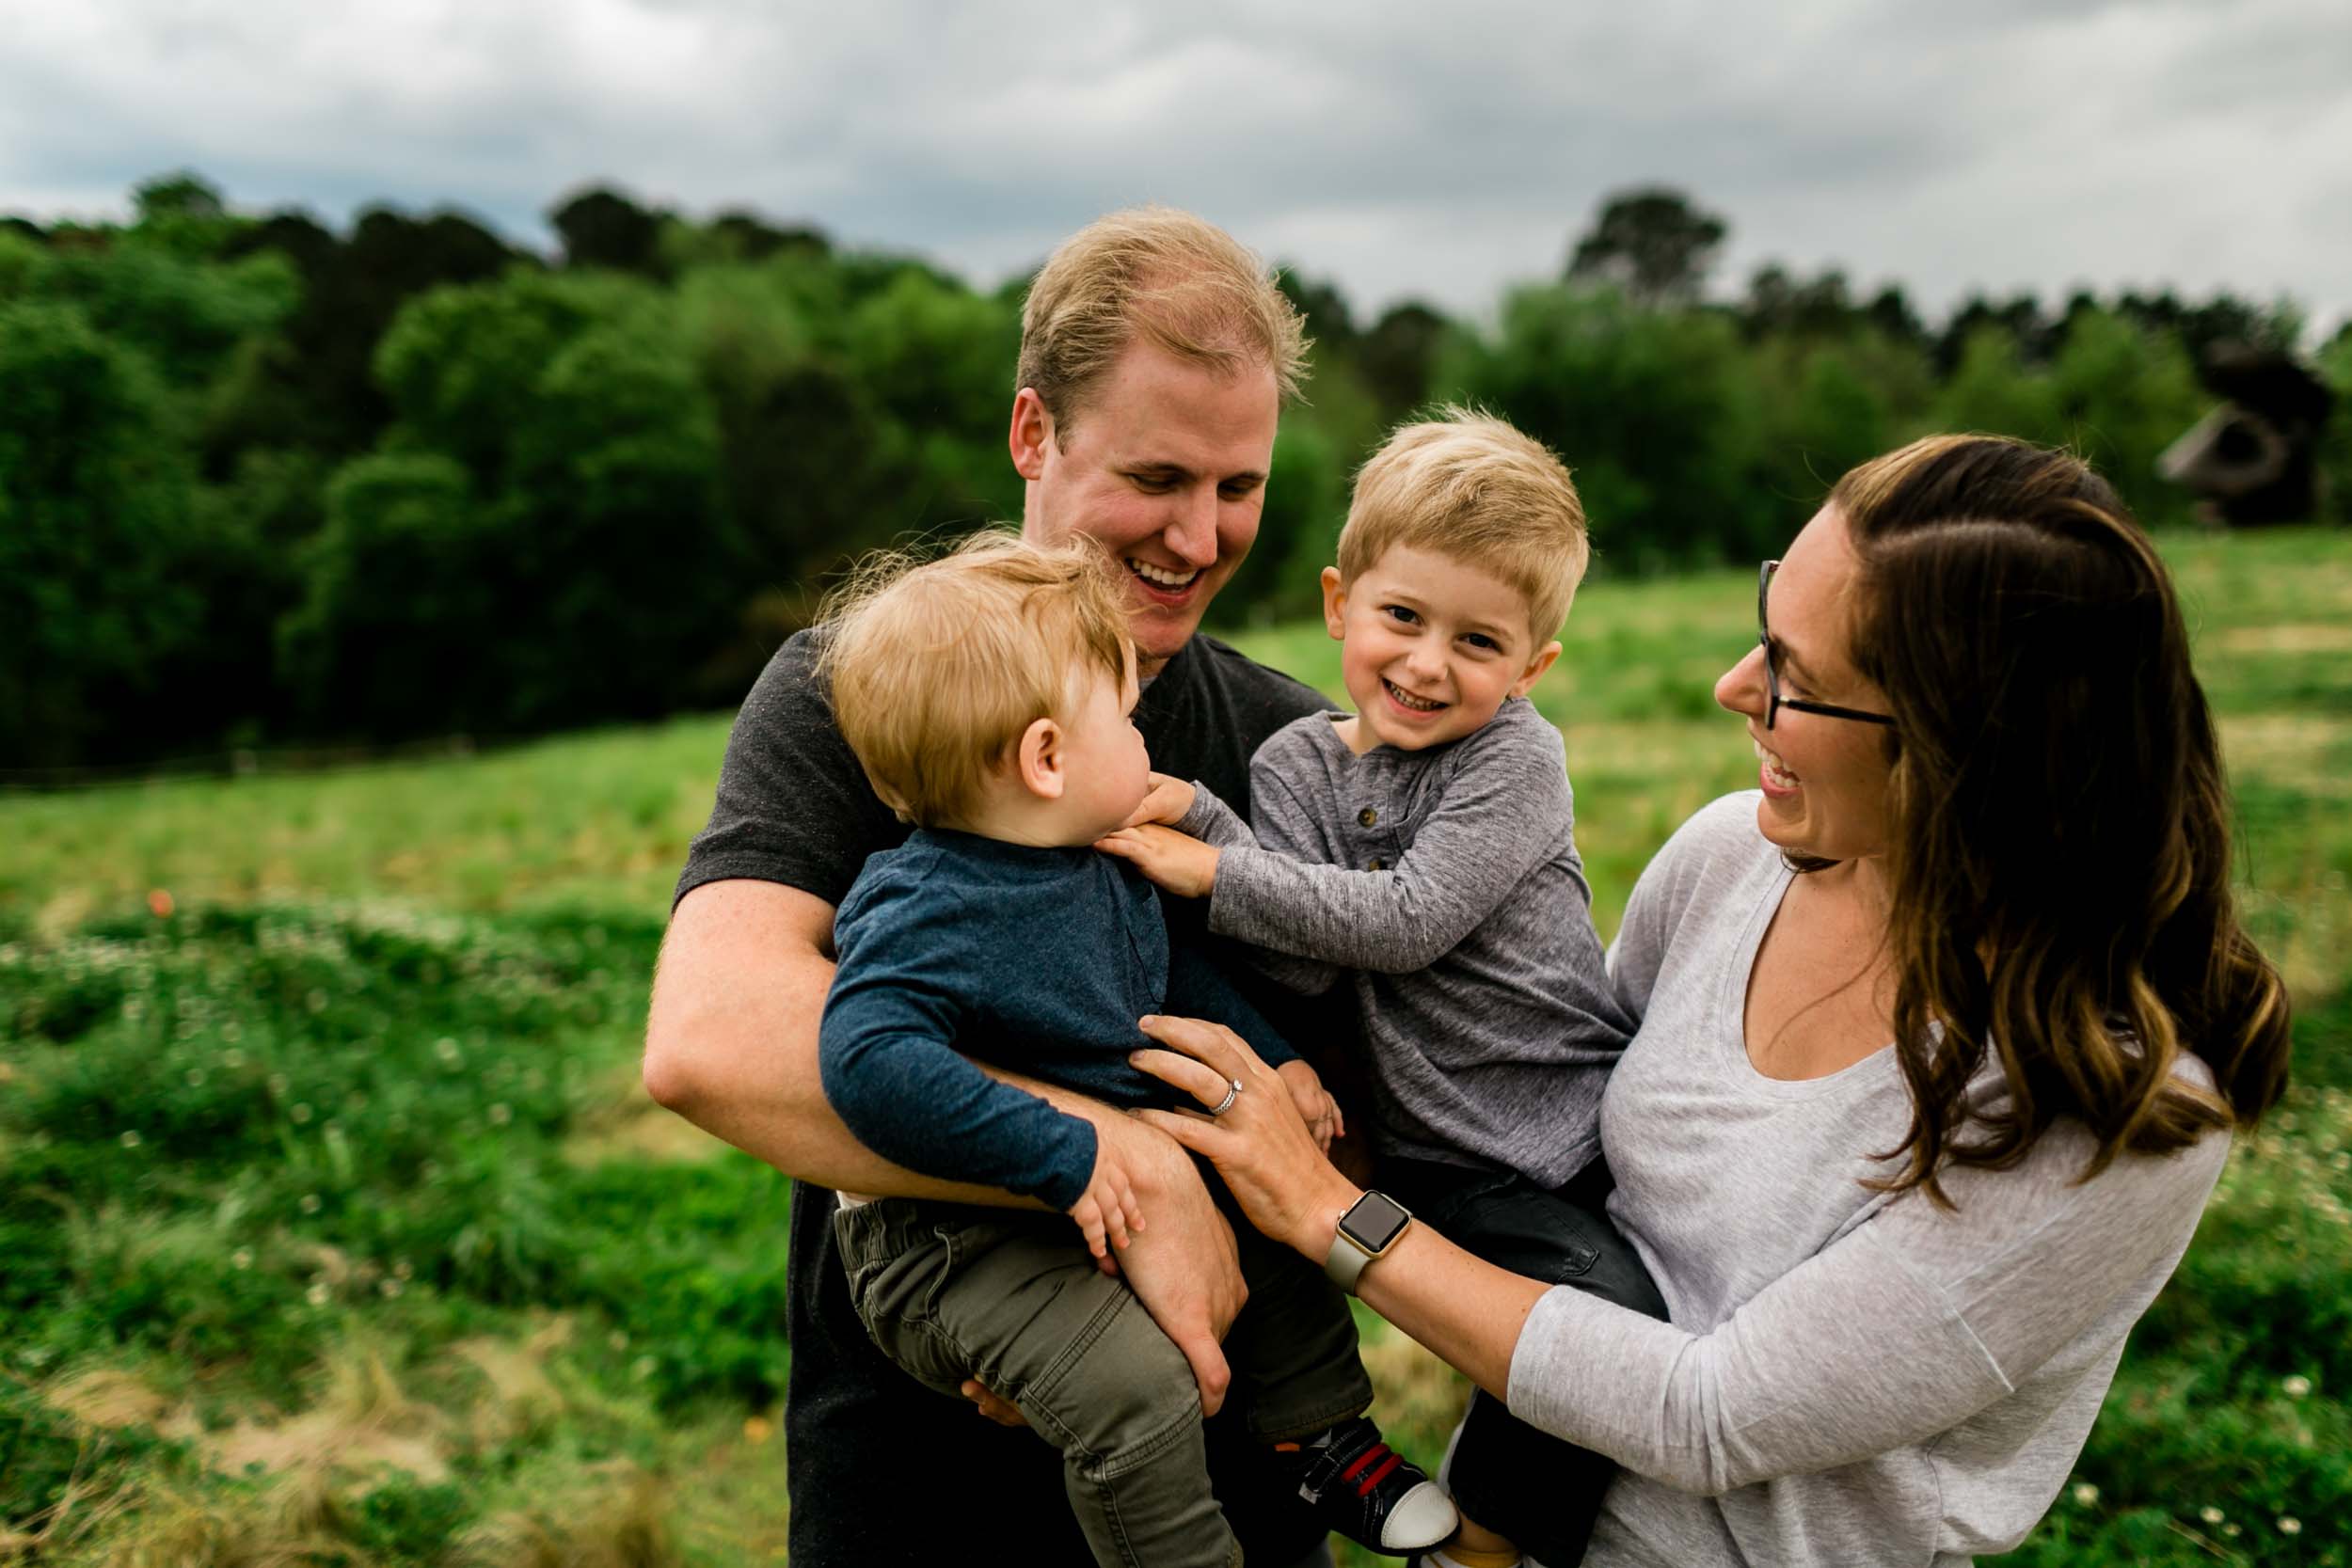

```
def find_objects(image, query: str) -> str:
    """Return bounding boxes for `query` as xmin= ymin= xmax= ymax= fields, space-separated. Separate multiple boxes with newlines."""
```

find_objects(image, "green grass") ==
xmin=4 ymin=528 xmax=2348 ymax=1565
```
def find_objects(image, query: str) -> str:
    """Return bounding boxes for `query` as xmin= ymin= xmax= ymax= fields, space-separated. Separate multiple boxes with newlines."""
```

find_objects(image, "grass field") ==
xmin=4 ymin=530 xmax=2348 ymax=1565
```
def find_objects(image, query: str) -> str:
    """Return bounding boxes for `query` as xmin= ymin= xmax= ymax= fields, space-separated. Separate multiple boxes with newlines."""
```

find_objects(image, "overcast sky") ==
xmin=6 ymin=0 xmax=2347 ymax=334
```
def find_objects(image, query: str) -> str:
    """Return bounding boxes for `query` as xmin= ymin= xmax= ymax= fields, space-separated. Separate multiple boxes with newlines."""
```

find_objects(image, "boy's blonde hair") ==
xmin=1337 ymin=408 xmax=1591 ymax=641
xmin=1017 ymin=204 xmax=1311 ymax=436
xmin=818 ymin=533 xmax=1135 ymax=829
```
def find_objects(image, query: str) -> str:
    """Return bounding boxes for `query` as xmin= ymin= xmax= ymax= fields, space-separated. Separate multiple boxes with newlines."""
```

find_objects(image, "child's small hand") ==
xmin=1120 ymin=772 xmax=1197 ymax=830
xmin=1067 ymin=1142 xmax=1146 ymax=1261
xmin=1095 ymin=824 xmax=1219 ymax=898
xmin=1274 ymin=1059 xmax=1345 ymax=1154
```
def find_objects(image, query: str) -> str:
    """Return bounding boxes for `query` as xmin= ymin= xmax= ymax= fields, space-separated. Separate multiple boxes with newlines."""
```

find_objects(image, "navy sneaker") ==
xmin=1289 ymin=1416 xmax=1457 ymax=1555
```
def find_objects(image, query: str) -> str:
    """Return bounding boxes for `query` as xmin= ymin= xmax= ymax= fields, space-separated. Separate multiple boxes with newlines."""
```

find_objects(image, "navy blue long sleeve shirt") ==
xmin=818 ymin=828 xmax=1297 ymax=1212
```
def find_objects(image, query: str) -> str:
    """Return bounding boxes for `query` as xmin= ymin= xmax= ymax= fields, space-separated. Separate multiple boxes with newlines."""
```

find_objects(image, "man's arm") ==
xmin=644 ymin=879 xmax=982 ymax=1196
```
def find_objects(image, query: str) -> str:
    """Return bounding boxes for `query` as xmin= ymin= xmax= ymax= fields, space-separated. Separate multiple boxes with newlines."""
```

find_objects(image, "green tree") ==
xmin=2312 ymin=324 xmax=2352 ymax=526
xmin=278 ymin=452 xmax=491 ymax=735
xmin=283 ymin=268 xmax=743 ymax=737
xmin=2048 ymin=306 xmax=2205 ymax=529
xmin=1566 ymin=187 xmax=1728 ymax=309
xmin=18 ymin=232 xmax=295 ymax=391
xmin=0 ymin=301 xmax=205 ymax=766
xmin=1441 ymin=283 xmax=1771 ymax=566
xmin=1359 ymin=301 xmax=1452 ymax=422
xmin=551 ymin=185 xmax=668 ymax=277
xmin=1935 ymin=326 xmax=2065 ymax=447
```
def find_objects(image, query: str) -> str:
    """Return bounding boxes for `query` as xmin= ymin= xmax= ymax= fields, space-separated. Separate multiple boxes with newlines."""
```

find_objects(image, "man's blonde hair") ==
xmin=818 ymin=532 xmax=1135 ymax=829
xmin=1336 ymin=408 xmax=1591 ymax=641
xmin=1017 ymin=204 xmax=1311 ymax=436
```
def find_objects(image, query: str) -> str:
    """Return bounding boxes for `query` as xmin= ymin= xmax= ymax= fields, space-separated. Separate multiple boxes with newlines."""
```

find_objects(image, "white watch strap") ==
xmin=1324 ymin=1226 xmax=1376 ymax=1295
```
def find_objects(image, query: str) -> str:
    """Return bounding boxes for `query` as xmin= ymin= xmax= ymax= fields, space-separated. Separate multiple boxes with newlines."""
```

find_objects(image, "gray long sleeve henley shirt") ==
xmin=1177 ymin=697 xmax=1633 ymax=1187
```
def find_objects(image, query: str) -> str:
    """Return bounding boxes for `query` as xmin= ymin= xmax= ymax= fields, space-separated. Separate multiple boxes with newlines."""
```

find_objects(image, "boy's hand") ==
xmin=1095 ymin=824 xmax=1219 ymax=898
xmin=1120 ymin=772 xmax=1197 ymax=830
xmin=1275 ymin=1058 xmax=1344 ymax=1154
xmin=1066 ymin=1140 xmax=1146 ymax=1261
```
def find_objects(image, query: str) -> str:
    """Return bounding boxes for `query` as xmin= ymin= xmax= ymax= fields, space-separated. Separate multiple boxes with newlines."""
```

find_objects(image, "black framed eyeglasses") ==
xmin=1757 ymin=560 xmax=1896 ymax=731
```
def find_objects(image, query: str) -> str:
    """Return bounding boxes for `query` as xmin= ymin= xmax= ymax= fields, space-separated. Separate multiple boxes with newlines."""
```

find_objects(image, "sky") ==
xmin=6 ymin=0 xmax=2348 ymax=334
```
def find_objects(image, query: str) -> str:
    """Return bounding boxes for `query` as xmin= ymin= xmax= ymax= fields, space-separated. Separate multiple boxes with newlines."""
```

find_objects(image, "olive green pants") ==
xmin=836 ymin=1196 xmax=1371 ymax=1568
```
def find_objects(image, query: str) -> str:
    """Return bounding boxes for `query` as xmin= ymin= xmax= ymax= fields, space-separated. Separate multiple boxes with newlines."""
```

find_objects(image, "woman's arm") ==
xmin=1132 ymin=1012 xmax=2230 ymax=1494
xmin=1500 ymin=1118 xmax=2226 ymax=1493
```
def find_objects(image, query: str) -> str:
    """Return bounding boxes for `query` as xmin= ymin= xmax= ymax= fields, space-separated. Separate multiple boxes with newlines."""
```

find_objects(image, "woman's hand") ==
xmin=1095 ymin=824 xmax=1220 ymax=899
xmin=1129 ymin=1014 xmax=1361 ymax=1259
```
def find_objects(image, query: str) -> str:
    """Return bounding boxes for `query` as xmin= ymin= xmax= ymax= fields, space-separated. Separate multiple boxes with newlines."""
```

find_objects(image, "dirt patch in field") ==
xmin=202 ymin=1353 xmax=451 ymax=1484
xmin=46 ymin=1354 xmax=453 ymax=1486
xmin=48 ymin=1369 xmax=174 ymax=1432
xmin=2214 ymin=623 xmax=2352 ymax=656
xmin=453 ymin=1319 xmax=571 ymax=1445
xmin=2218 ymin=713 xmax=2351 ymax=793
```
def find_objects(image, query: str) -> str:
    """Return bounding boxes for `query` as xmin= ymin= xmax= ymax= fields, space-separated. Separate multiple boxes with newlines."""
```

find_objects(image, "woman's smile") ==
xmin=1753 ymin=736 xmax=1801 ymax=797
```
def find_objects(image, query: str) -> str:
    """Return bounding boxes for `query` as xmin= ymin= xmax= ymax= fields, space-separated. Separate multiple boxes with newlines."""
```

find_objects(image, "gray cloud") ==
xmin=2 ymin=0 xmax=2344 ymax=332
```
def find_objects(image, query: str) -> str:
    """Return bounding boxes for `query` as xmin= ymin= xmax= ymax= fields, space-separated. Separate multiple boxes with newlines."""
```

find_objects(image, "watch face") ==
xmin=1343 ymin=1191 xmax=1412 ymax=1253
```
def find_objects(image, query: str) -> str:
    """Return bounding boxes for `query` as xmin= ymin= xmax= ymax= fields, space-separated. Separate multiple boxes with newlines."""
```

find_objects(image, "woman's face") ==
xmin=1713 ymin=504 xmax=1897 ymax=863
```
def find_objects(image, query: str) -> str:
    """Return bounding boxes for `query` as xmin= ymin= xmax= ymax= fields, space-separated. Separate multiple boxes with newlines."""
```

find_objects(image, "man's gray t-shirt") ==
xmin=1177 ymin=696 xmax=1633 ymax=1187
xmin=1505 ymin=792 xmax=2231 ymax=1567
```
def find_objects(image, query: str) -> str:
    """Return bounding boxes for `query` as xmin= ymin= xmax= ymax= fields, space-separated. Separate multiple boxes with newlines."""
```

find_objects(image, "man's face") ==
xmin=1013 ymin=342 xmax=1280 ymax=675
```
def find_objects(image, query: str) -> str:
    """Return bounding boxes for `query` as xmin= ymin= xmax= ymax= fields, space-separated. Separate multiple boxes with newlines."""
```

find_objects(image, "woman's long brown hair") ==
xmin=1826 ymin=436 xmax=2290 ymax=1203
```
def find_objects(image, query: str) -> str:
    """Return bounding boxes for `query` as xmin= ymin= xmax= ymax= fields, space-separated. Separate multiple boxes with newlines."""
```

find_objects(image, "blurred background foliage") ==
xmin=4 ymin=174 xmax=2344 ymax=771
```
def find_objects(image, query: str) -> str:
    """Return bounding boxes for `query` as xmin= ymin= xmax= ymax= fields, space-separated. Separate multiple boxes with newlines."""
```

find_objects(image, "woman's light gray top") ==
xmin=1511 ymin=793 xmax=2230 ymax=1567
xmin=1175 ymin=698 xmax=1633 ymax=1187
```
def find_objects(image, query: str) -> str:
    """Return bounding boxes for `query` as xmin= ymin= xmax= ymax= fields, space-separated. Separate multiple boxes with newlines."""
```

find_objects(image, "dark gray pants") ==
xmin=1380 ymin=1154 xmax=1668 ymax=1568
xmin=837 ymin=1196 xmax=1372 ymax=1568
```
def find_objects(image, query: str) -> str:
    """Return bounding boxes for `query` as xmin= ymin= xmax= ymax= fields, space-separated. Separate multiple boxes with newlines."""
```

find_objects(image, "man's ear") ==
xmin=1009 ymin=388 xmax=1053 ymax=482
xmin=1015 ymin=715 xmax=1065 ymax=800
xmin=1320 ymin=567 xmax=1348 ymax=641
xmin=1511 ymin=640 xmax=1563 ymax=698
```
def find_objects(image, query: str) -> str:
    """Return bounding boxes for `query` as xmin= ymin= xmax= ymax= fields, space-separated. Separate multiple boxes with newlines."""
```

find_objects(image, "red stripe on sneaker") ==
xmin=1356 ymin=1454 xmax=1404 ymax=1496
xmin=1340 ymin=1443 xmax=1390 ymax=1481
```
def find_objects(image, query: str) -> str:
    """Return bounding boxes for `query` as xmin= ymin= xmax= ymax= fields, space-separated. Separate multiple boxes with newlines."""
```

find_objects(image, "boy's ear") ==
xmin=1015 ymin=715 xmax=1065 ymax=800
xmin=1511 ymin=640 xmax=1563 ymax=699
xmin=1009 ymin=388 xmax=1053 ymax=483
xmin=1319 ymin=567 xmax=1347 ymax=641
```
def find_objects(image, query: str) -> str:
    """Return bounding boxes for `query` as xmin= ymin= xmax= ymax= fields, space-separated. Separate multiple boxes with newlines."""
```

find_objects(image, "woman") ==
xmin=1125 ymin=435 xmax=2291 ymax=1566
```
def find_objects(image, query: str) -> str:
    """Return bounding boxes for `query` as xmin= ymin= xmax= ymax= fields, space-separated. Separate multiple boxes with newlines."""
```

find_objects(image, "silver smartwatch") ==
xmin=1323 ymin=1190 xmax=1414 ymax=1295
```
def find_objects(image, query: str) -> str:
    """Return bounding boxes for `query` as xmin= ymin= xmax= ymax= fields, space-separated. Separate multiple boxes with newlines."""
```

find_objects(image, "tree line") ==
xmin=4 ymin=176 xmax=2347 ymax=771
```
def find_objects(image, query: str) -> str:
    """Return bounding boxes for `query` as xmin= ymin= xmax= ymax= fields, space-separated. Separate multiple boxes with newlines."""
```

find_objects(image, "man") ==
xmin=644 ymin=205 xmax=1349 ymax=1565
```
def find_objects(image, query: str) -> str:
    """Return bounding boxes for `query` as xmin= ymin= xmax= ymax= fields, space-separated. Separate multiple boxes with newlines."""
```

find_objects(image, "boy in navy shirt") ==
xmin=816 ymin=533 xmax=1454 ymax=1566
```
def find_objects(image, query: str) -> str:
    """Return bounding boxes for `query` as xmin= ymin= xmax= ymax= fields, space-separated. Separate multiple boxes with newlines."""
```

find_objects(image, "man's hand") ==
xmin=1066 ymin=1140 xmax=1146 ymax=1260
xmin=1275 ymin=1059 xmax=1344 ymax=1154
xmin=1086 ymin=1109 xmax=1245 ymax=1415
xmin=1095 ymin=823 xmax=1220 ymax=898
xmin=1120 ymin=771 xmax=1197 ymax=829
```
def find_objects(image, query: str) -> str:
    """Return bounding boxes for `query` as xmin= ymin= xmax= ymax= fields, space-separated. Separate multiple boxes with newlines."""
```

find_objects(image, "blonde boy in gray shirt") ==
xmin=1102 ymin=411 xmax=1663 ymax=1568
